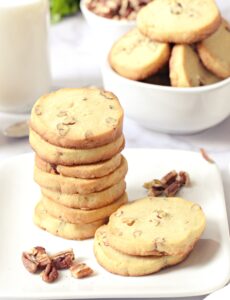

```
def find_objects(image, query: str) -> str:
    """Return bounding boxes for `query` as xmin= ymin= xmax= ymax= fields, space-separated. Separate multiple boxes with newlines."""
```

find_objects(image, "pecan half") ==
xmin=70 ymin=262 xmax=93 ymax=279
xmin=144 ymin=179 xmax=165 ymax=196
xmin=161 ymin=170 xmax=177 ymax=186
xmin=164 ymin=181 xmax=181 ymax=197
xmin=41 ymin=263 xmax=59 ymax=283
xmin=177 ymin=171 xmax=190 ymax=186
xmin=22 ymin=252 xmax=39 ymax=273
xmin=22 ymin=246 xmax=51 ymax=273
xmin=51 ymin=249 xmax=74 ymax=270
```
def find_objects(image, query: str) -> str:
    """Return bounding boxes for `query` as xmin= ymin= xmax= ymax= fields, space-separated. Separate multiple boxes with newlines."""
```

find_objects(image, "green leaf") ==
xmin=50 ymin=0 xmax=80 ymax=23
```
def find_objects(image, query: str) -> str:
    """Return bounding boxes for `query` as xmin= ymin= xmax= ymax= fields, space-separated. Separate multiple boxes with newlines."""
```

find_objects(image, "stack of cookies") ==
xmin=109 ymin=0 xmax=230 ymax=87
xmin=94 ymin=196 xmax=206 ymax=276
xmin=29 ymin=88 xmax=128 ymax=240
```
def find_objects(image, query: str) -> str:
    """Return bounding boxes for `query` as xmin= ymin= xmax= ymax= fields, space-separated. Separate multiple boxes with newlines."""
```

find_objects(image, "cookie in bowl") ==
xmin=137 ymin=0 xmax=221 ymax=44
xmin=109 ymin=28 xmax=170 ymax=80
xmin=197 ymin=19 xmax=230 ymax=79
xmin=169 ymin=44 xmax=220 ymax=87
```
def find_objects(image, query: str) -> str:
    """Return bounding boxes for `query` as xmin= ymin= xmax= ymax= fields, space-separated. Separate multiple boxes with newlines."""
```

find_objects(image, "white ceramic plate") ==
xmin=0 ymin=149 xmax=229 ymax=299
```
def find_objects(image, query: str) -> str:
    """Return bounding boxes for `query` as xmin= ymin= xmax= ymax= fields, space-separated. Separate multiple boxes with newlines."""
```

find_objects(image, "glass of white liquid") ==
xmin=0 ymin=0 xmax=51 ymax=113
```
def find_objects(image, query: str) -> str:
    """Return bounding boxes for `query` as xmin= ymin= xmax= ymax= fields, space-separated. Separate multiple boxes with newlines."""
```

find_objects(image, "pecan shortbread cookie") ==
xmin=35 ymin=153 xmax=122 ymax=179
xmin=109 ymin=28 xmax=170 ymax=80
xmin=94 ymin=225 xmax=190 ymax=276
xmin=30 ymin=129 xmax=125 ymax=166
xmin=42 ymin=193 xmax=128 ymax=224
xmin=197 ymin=19 xmax=230 ymax=79
xmin=34 ymin=201 xmax=107 ymax=240
xmin=107 ymin=197 xmax=206 ymax=256
xmin=41 ymin=180 xmax=126 ymax=210
xmin=137 ymin=0 xmax=221 ymax=44
xmin=34 ymin=156 xmax=128 ymax=194
xmin=170 ymin=45 xmax=220 ymax=87
xmin=30 ymin=88 xmax=124 ymax=149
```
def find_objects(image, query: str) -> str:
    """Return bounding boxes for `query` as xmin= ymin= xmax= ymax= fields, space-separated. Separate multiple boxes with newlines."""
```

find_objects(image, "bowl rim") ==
xmin=80 ymin=0 xmax=136 ymax=26
xmin=102 ymin=59 xmax=230 ymax=94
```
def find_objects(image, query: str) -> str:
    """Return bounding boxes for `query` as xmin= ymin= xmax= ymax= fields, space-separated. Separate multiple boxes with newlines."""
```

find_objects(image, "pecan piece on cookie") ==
xmin=122 ymin=218 xmax=136 ymax=226
xmin=170 ymin=1 xmax=183 ymax=15
xmin=62 ymin=116 xmax=76 ymax=125
xmin=56 ymin=123 xmax=70 ymax=136
xmin=34 ymin=105 xmax=42 ymax=116
xmin=70 ymin=262 xmax=93 ymax=279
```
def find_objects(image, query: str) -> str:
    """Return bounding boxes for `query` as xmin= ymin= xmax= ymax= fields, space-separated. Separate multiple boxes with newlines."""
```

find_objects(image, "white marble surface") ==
xmin=0 ymin=0 xmax=230 ymax=299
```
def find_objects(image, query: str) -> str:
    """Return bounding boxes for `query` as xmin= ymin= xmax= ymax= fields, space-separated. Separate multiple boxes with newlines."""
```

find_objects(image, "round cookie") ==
xmin=34 ymin=156 xmax=128 ymax=194
xmin=42 ymin=193 xmax=128 ymax=224
xmin=35 ymin=153 xmax=122 ymax=179
xmin=41 ymin=180 xmax=126 ymax=209
xmin=94 ymin=225 xmax=190 ymax=276
xmin=137 ymin=0 xmax=221 ymax=44
xmin=169 ymin=44 xmax=220 ymax=87
xmin=109 ymin=28 xmax=170 ymax=80
xmin=34 ymin=201 xmax=107 ymax=240
xmin=197 ymin=19 xmax=230 ymax=79
xmin=107 ymin=197 xmax=206 ymax=256
xmin=30 ymin=88 xmax=124 ymax=149
xmin=30 ymin=129 xmax=125 ymax=166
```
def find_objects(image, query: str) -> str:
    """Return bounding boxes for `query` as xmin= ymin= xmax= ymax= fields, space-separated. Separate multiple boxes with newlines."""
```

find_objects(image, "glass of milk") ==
xmin=0 ymin=0 xmax=51 ymax=113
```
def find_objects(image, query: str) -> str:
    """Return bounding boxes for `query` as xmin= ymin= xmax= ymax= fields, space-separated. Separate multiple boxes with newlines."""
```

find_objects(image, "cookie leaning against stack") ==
xmin=29 ymin=88 xmax=128 ymax=240
xmin=94 ymin=196 xmax=206 ymax=276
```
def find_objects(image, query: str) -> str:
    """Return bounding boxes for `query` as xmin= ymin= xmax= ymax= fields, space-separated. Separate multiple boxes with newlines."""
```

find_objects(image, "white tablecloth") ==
xmin=0 ymin=1 xmax=229 ymax=299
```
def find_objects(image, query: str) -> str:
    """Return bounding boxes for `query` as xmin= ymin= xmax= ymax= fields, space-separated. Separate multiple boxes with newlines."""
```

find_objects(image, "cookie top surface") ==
xmin=30 ymin=88 xmax=124 ymax=149
xmin=109 ymin=28 xmax=170 ymax=80
xmin=94 ymin=225 xmax=188 ymax=276
xmin=198 ymin=19 xmax=230 ymax=78
xmin=108 ymin=197 xmax=206 ymax=256
xmin=170 ymin=44 xmax=220 ymax=87
xmin=137 ymin=0 xmax=221 ymax=44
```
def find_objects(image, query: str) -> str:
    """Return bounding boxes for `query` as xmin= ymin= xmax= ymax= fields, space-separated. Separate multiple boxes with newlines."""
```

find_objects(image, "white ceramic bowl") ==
xmin=102 ymin=60 xmax=230 ymax=134
xmin=80 ymin=0 xmax=135 ymax=55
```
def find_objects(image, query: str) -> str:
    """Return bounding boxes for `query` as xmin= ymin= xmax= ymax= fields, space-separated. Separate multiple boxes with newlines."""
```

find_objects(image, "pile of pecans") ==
xmin=22 ymin=247 xmax=93 ymax=283
xmin=85 ymin=0 xmax=152 ymax=20
xmin=144 ymin=170 xmax=190 ymax=197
